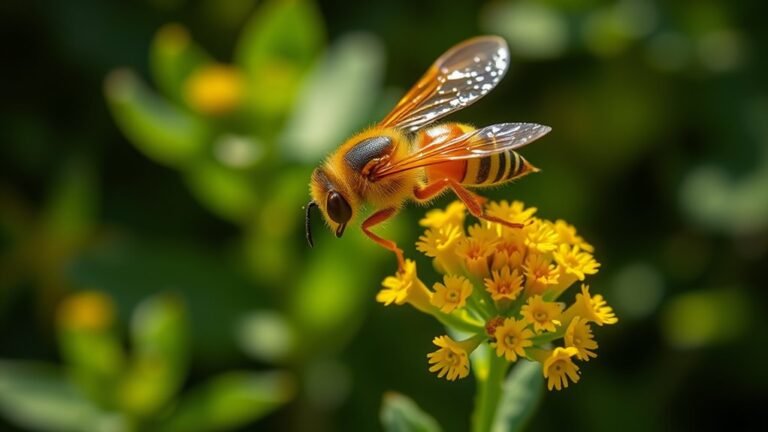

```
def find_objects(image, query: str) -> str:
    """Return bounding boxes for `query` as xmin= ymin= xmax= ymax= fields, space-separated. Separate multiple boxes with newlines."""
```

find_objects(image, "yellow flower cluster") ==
xmin=376 ymin=200 xmax=617 ymax=390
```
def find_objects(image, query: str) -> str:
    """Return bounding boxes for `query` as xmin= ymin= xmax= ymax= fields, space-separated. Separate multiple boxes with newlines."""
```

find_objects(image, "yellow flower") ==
xmin=431 ymin=275 xmax=473 ymax=313
xmin=376 ymin=199 xmax=611 ymax=391
xmin=541 ymin=347 xmax=580 ymax=391
xmin=520 ymin=295 xmax=563 ymax=333
xmin=376 ymin=260 xmax=433 ymax=313
xmin=467 ymin=222 xmax=499 ymax=245
xmin=493 ymin=318 xmax=534 ymax=361
xmin=554 ymin=219 xmax=594 ymax=253
xmin=565 ymin=317 xmax=598 ymax=361
xmin=553 ymin=244 xmax=600 ymax=282
xmin=490 ymin=235 xmax=525 ymax=271
xmin=427 ymin=335 xmax=478 ymax=380
xmin=562 ymin=284 xmax=618 ymax=326
xmin=524 ymin=219 xmax=559 ymax=254
xmin=57 ymin=291 xmax=115 ymax=331
xmin=523 ymin=252 xmax=559 ymax=294
xmin=416 ymin=224 xmax=463 ymax=272
xmin=485 ymin=200 xmax=537 ymax=224
xmin=484 ymin=267 xmax=524 ymax=302
xmin=185 ymin=64 xmax=244 ymax=115
xmin=455 ymin=237 xmax=494 ymax=277
xmin=420 ymin=201 xmax=466 ymax=228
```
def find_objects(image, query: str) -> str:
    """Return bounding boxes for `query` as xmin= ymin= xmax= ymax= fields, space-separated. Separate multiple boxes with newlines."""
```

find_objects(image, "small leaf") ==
xmin=150 ymin=23 xmax=212 ymax=103
xmin=183 ymin=160 xmax=260 ymax=223
xmin=380 ymin=392 xmax=442 ymax=432
xmin=159 ymin=371 xmax=295 ymax=432
xmin=117 ymin=294 xmax=189 ymax=417
xmin=491 ymin=361 xmax=544 ymax=432
xmin=0 ymin=361 xmax=116 ymax=432
xmin=104 ymin=69 xmax=210 ymax=167
xmin=235 ymin=0 xmax=325 ymax=118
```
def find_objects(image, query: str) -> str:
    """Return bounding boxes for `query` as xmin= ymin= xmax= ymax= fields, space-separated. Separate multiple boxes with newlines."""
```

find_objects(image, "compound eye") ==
xmin=326 ymin=191 xmax=352 ymax=224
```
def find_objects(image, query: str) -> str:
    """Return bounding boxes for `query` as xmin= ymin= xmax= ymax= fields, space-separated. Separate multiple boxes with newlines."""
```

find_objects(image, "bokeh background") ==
xmin=1 ymin=0 xmax=766 ymax=431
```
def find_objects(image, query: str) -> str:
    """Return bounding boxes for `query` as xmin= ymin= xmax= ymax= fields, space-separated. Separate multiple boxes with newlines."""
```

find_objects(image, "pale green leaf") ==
xmin=280 ymin=32 xmax=385 ymax=163
xmin=159 ymin=371 xmax=295 ymax=432
xmin=491 ymin=361 xmax=544 ymax=432
xmin=380 ymin=392 xmax=442 ymax=432
xmin=0 ymin=361 xmax=116 ymax=432
xmin=104 ymin=69 xmax=209 ymax=167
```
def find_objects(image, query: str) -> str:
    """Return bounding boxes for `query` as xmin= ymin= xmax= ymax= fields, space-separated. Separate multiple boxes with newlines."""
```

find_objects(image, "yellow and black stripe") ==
xmin=461 ymin=150 xmax=532 ymax=186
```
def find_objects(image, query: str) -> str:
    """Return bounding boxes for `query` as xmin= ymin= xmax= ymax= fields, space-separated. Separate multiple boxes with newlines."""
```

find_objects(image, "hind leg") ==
xmin=414 ymin=179 xmax=523 ymax=229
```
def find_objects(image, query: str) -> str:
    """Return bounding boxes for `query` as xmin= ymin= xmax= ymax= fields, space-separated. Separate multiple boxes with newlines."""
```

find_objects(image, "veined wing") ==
xmin=370 ymin=123 xmax=551 ymax=180
xmin=378 ymin=36 xmax=510 ymax=132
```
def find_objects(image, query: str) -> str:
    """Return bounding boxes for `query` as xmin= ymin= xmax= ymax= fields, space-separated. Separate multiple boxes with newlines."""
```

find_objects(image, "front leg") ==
xmin=362 ymin=208 xmax=406 ymax=270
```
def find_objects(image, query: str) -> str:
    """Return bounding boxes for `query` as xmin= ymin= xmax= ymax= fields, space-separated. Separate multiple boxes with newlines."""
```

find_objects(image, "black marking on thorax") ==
xmin=344 ymin=136 xmax=393 ymax=172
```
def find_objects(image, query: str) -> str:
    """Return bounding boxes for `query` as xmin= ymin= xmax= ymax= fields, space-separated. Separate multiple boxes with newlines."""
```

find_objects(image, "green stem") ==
xmin=467 ymin=274 xmax=498 ymax=318
xmin=472 ymin=349 xmax=509 ymax=432
xmin=435 ymin=311 xmax=485 ymax=334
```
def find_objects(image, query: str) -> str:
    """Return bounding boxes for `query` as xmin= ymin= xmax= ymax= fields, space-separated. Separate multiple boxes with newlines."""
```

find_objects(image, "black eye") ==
xmin=326 ymin=191 xmax=352 ymax=224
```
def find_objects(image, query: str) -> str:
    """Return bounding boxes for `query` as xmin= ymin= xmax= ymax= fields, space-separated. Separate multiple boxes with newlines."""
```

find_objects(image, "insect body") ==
xmin=305 ymin=36 xmax=551 ymax=269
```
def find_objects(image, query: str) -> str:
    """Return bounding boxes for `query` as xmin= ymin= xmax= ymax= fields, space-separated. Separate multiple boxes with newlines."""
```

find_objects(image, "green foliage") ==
xmin=105 ymin=69 xmax=210 ymax=167
xmin=281 ymin=32 xmax=386 ymax=163
xmin=150 ymin=24 xmax=212 ymax=104
xmin=158 ymin=371 xmax=295 ymax=432
xmin=0 ymin=294 xmax=293 ymax=432
xmin=381 ymin=392 xmax=442 ymax=432
xmin=236 ymin=0 xmax=325 ymax=120
xmin=0 ymin=361 xmax=111 ymax=432
xmin=492 ymin=362 xmax=544 ymax=432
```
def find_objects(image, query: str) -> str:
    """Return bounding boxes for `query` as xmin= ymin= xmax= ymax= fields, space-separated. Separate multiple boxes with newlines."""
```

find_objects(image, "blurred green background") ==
xmin=1 ymin=0 xmax=766 ymax=430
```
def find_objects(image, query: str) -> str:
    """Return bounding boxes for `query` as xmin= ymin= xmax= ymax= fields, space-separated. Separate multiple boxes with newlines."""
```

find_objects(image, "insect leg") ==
xmin=361 ymin=208 xmax=406 ymax=270
xmin=414 ymin=179 xmax=522 ymax=229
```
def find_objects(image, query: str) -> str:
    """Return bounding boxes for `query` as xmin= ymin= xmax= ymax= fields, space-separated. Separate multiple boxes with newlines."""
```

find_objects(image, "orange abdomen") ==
xmin=418 ymin=123 xmax=470 ymax=183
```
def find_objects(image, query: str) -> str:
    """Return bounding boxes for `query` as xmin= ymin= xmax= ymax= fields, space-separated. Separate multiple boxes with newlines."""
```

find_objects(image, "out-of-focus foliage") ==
xmin=1 ymin=0 xmax=767 ymax=430
xmin=0 ymin=293 xmax=294 ymax=431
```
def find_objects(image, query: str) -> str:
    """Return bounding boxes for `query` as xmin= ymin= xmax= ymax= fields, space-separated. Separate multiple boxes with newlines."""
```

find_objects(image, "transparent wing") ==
xmin=378 ymin=36 xmax=510 ymax=132
xmin=371 ymin=123 xmax=551 ymax=180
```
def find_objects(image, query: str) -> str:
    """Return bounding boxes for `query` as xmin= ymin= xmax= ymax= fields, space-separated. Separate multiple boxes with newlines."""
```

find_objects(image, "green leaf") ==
xmin=491 ymin=361 xmax=544 ymax=432
xmin=183 ymin=160 xmax=260 ymax=223
xmin=280 ymin=32 xmax=385 ymax=163
xmin=0 ymin=361 xmax=116 ymax=432
xmin=159 ymin=371 xmax=295 ymax=432
xmin=104 ymin=69 xmax=209 ymax=167
xmin=236 ymin=311 xmax=296 ymax=363
xmin=150 ymin=23 xmax=212 ymax=103
xmin=380 ymin=392 xmax=442 ymax=432
xmin=57 ymin=328 xmax=125 ymax=407
xmin=235 ymin=0 xmax=325 ymax=118
xmin=117 ymin=294 xmax=189 ymax=417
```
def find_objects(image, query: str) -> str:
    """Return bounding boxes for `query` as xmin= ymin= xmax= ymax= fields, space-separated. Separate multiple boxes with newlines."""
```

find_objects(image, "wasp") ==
xmin=305 ymin=36 xmax=551 ymax=269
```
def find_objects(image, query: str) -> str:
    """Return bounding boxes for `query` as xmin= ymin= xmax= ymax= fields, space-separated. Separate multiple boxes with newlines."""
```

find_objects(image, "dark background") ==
xmin=1 ymin=0 xmax=767 ymax=430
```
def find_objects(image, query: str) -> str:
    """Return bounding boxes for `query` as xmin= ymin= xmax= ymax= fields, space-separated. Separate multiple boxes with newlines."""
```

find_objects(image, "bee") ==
xmin=305 ymin=35 xmax=551 ymax=269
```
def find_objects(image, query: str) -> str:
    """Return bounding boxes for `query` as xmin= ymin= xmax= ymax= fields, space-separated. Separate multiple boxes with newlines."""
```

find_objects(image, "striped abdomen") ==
xmin=460 ymin=150 xmax=537 ymax=186
xmin=419 ymin=123 xmax=539 ymax=186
